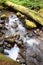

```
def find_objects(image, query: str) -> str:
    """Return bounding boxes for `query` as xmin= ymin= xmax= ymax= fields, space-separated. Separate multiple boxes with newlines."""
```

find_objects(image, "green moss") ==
xmin=0 ymin=0 xmax=43 ymax=9
xmin=0 ymin=53 xmax=21 ymax=65
xmin=25 ymin=19 xmax=36 ymax=28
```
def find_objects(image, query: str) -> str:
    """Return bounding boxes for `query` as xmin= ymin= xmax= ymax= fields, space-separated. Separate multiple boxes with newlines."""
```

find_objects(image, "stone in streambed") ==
xmin=0 ymin=24 xmax=3 ymax=29
xmin=1 ymin=14 xmax=7 ymax=20
xmin=25 ymin=19 xmax=37 ymax=28
xmin=4 ymin=38 xmax=15 ymax=48
xmin=16 ymin=12 xmax=25 ymax=19
xmin=0 ymin=6 xmax=4 ymax=10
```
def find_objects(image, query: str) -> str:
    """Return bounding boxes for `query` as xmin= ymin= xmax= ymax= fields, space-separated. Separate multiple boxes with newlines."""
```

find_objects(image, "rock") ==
xmin=0 ymin=47 xmax=4 ymax=53
xmin=0 ymin=33 xmax=3 ymax=37
xmin=16 ymin=40 xmax=23 ymax=48
xmin=20 ymin=14 xmax=25 ymax=19
xmin=0 ymin=20 xmax=5 ymax=24
xmin=1 ymin=14 xmax=7 ymax=20
xmin=13 ymin=34 xmax=20 ymax=40
xmin=0 ymin=6 xmax=4 ymax=10
xmin=3 ymin=42 xmax=12 ymax=49
xmin=39 ymin=41 xmax=43 ymax=53
xmin=16 ymin=12 xmax=25 ymax=19
xmin=25 ymin=19 xmax=37 ymax=28
xmin=25 ymin=44 xmax=43 ymax=65
xmin=4 ymin=38 xmax=15 ymax=44
xmin=33 ymin=29 xmax=42 ymax=36
xmin=3 ymin=52 xmax=9 ymax=55
xmin=0 ymin=46 xmax=9 ymax=55
xmin=11 ymin=22 xmax=18 ymax=29
xmin=16 ymin=12 xmax=21 ymax=17
xmin=4 ymin=38 xmax=16 ymax=48
xmin=0 ymin=32 xmax=4 ymax=40
xmin=0 ymin=24 xmax=3 ymax=29
xmin=7 ymin=44 xmax=12 ymax=48
xmin=0 ymin=42 xmax=3 ymax=47
xmin=17 ymin=54 xmax=25 ymax=64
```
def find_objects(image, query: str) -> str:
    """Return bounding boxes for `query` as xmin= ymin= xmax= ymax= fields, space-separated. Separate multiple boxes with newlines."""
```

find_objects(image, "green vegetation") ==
xmin=0 ymin=0 xmax=43 ymax=9
xmin=0 ymin=53 xmax=21 ymax=65
xmin=10 ymin=0 xmax=43 ymax=8
xmin=4 ymin=1 xmax=43 ymax=26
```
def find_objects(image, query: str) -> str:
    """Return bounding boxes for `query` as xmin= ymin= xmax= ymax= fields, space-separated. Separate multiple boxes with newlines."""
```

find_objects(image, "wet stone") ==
xmin=11 ymin=22 xmax=18 ymax=29
xmin=0 ymin=10 xmax=43 ymax=65
xmin=4 ymin=38 xmax=15 ymax=45
xmin=0 ymin=20 xmax=5 ymax=24
xmin=0 ymin=47 xmax=4 ymax=53
xmin=0 ymin=33 xmax=3 ymax=37
xmin=0 ymin=24 xmax=3 ymax=29
xmin=1 ymin=14 xmax=8 ymax=20
xmin=0 ymin=42 xmax=3 ymax=47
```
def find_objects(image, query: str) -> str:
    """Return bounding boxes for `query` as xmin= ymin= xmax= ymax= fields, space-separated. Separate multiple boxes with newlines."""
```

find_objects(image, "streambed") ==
xmin=0 ymin=10 xmax=43 ymax=65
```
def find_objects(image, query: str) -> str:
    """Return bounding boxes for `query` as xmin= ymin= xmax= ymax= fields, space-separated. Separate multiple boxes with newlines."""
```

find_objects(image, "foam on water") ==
xmin=4 ymin=14 xmax=40 ymax=60
xmin=5 ymin=44 xmax=19 ymax=60
xmin=4 ymin=14 xmax=27 ymax=60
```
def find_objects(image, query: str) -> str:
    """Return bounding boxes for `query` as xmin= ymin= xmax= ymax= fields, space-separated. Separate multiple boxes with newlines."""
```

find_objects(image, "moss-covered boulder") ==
xmin=25 ymin=19 xmax=37 ymax=28
xmin=1 ymin=14 xmax=7 ymax=20
xmin=0 ymin=53 xmax=21 ymax=65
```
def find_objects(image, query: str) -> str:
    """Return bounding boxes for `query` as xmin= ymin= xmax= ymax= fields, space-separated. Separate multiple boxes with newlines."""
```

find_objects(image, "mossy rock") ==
xmin=25 ymin=19 xmax=37 ymax=28
xmin=16 ymin=12 xmax=25 ymax=19
xmin=1 ymin=14 xmax=7 ymax=20
xmin=0 ymin=53 xmax=21 ymax=65
xmin=0 ymin=24 xmax=3 ymax=29
xmin=0 ymin=6 xmax=4 ymax=10
xmin=5 ymin=38 xmax=15 ymax=44
xmin=16 ymin=12 xmax=21 ymax=17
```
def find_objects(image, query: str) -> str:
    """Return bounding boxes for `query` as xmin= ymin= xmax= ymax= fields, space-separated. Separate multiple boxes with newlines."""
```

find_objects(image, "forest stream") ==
xmin=0 ymin=10 xmax=43 ymax=65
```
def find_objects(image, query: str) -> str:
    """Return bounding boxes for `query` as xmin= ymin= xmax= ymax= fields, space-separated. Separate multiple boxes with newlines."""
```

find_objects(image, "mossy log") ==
xmin=4 ymin=1 xmax=43 ymax=26
xmin=0 ymin=53 xmax=21 ymax=65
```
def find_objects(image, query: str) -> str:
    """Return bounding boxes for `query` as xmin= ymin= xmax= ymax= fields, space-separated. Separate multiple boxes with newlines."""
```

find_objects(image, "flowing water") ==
xmin=0 ymin=10 xmax=43 ymax=62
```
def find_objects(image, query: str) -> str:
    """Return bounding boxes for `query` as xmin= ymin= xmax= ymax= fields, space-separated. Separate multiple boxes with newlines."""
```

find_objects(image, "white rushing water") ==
xmin=4 ymin=14 xmax=40 ymax=60
xmin=5 ymin=44 xmax=20 ymax=60
xmin=4 ymin=14 xmax=27 ymax=60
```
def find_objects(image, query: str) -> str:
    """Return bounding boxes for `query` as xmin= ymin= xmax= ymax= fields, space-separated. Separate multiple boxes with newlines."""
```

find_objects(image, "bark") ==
xmin=4 ymin=1 xmax=43 ymax=26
